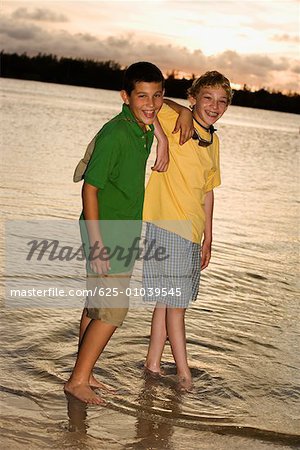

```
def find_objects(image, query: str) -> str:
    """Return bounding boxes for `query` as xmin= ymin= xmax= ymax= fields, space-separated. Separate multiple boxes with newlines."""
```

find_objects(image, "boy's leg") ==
xmin=65 ymin=318 xmax=117 ymax=404
xmin=79 ymin=307 xmax=91 ymax=345
xmin=78 ymin=308 xmax=113 ymax=390
xmin=77 ymin=274 xmax=130 ymax=391
xmin=166 ymin=307 xmax=192 ymax=389
xmin=145 ymin=302 xmax=167 ymax=374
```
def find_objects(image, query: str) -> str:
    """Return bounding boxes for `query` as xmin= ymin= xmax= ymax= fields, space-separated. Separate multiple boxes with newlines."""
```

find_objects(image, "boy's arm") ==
xmin=201 ymin=190 xmax=214 ymax=270
xmin=82 ymin=182 xmax=110 ymax=274
xmin=152 ymin=117 xmax=169 ymax=172
xmin=164 ymin=99 xmax=194 ymax=145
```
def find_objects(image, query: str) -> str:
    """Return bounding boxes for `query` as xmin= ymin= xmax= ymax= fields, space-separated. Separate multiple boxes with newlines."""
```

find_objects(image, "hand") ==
xmin=152 ymin=139 xmax=169 ymax=172
xmin=173 ymin=108 xmax=194 ymax=145
xmin=201 ymin=240 xmax=211 ymax=270
xmin=89 ymin=245 xmax=110 ymax=274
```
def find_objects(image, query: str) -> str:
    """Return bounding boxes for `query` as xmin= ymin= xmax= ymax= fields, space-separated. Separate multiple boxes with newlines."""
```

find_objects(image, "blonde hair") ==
xmin=187 ymin=70 xmax=233 ymax=104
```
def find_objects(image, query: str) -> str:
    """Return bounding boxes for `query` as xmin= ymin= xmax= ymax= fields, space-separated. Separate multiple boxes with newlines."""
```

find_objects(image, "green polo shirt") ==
xmin=84 ymin=104 xmax=154 ymax=220
xmin=81 ymin=104 xmax=154 ymax=273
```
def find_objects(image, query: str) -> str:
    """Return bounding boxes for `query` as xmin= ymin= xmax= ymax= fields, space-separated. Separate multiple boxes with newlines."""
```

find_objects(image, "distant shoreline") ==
xmin=1 ymin=51 xmax=299 ymax=114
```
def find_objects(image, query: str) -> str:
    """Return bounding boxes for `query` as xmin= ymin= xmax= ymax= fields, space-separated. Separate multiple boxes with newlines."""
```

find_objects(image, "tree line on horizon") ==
xmin=1 ymin=51 xmax=299 ymax=114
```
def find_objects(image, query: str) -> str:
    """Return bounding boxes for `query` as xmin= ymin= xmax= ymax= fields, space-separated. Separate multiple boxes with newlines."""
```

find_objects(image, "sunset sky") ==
xmin=2 ymin=0 xmax=300 ymax=91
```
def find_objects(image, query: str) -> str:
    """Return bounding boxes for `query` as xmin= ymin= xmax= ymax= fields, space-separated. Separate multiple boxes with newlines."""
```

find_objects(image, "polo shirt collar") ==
xmin=122 ymin=104 xmax=154 ymax=136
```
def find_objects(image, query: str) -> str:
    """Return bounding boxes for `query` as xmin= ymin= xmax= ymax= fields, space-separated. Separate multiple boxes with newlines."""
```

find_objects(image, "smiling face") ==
xmin=121 ymin=81 xmax=164 ymax=129
xmin=189 ymin=86 xmax=229 ymax=128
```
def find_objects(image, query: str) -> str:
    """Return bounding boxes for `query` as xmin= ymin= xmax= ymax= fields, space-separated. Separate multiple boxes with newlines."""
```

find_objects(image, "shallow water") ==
xmin=1 ymin=78 xmax=299 ymax=449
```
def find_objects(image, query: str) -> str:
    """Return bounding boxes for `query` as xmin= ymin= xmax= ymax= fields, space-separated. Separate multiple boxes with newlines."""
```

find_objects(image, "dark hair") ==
xmin=123 ymin=62 xmax=164 ymax=95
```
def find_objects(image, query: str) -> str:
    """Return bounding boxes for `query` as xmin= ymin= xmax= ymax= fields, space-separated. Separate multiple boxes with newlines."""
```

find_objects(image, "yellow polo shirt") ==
xmin=143 ymin=103 xmax=221 ymax=244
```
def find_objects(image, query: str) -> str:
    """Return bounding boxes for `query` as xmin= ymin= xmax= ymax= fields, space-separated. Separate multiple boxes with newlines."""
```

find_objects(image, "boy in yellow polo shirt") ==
xmin=143 ymin=71 xmax=233 ymax=390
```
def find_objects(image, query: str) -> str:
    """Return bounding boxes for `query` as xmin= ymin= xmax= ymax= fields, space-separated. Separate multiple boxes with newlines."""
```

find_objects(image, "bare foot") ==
xmin=64 ymin=381 xmax=106 ymax=405
xmin=89 ymin=375 xmax=116 ymax=392
xmin=177 ymin=376 xmax=193 ymax=392
xmin=143 ymin=364 xmax=166 ymax=377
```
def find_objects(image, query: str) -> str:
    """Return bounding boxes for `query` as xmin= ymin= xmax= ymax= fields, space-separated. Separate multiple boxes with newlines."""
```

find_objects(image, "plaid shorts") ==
xmin=142 ymin=223 xmax=201 ymax=308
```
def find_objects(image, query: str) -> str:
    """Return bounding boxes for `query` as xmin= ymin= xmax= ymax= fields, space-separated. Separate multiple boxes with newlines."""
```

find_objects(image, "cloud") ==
xmin=11 ymin=7 xmax=68 ymax=23
xmin=272 ymin=33 xmax=300 ymax=43
xmin=292 ymin=64 xmax=300 ymax=74
xmin=0 ymin=13 xmax=298 ymax=91
xmin=0 ymin=16 xmax=41 ymax=40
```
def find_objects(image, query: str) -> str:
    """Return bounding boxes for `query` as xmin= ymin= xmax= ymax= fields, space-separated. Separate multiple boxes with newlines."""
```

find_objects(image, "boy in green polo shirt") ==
xmin=64 ymin=62 xmax=167 ymax=404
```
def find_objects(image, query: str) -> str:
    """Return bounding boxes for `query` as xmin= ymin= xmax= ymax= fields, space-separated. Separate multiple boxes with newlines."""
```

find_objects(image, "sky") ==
xmin=1 ymin=0 xmax=300 ymax=91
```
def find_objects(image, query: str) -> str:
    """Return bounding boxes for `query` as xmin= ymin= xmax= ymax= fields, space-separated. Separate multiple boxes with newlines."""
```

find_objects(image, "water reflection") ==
xmin=66 ymin=392 xmax=88 ymax=433
xmin=65 ymin=374 xmax=184 ymax=450
xmin=130 ymin=374 xmax=183 ymax=450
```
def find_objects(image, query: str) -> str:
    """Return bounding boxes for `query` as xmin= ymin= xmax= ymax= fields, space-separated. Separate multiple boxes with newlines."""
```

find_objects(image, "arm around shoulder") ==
xmin=152 ymin=117 xmax=169 ymax=172
xmin=164 ymin=99 xmax=194 ymax=145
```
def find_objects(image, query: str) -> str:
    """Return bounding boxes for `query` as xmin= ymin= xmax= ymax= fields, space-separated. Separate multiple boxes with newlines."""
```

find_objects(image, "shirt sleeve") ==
xmin=84 ymin=126 xmax=120 ymax=189
xmin=204 ymin=135 xmax=221 ymax=192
